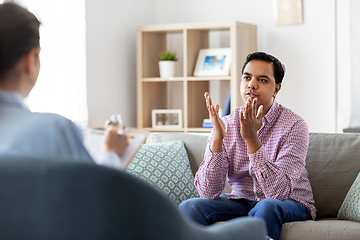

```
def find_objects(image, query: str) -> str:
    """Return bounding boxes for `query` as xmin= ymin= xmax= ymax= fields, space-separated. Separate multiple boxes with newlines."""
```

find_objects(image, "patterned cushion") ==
xmin=127 ymin=141 xmax=199 ymax=205
xmin=337 ymin=172 xmax=360 ymax=222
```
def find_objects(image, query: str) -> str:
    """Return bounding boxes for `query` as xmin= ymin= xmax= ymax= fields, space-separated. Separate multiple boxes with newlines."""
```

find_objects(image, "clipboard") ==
xmin=82 ymin=128 xmax=148 ymax=168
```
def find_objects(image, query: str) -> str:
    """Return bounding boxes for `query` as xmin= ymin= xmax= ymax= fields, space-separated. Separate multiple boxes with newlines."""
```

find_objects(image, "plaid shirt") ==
xmin=195 ymin=100 xmax=316 ymax=220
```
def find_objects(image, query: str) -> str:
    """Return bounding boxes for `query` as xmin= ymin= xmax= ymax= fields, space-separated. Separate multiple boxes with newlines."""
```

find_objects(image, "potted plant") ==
xmin=159 ymin=50 xmax=177 ymax=78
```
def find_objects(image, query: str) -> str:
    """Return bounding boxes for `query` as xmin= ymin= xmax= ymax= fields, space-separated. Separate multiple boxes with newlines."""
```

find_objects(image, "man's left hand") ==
xmin=240 ymin=97 xmax=263 ymax=154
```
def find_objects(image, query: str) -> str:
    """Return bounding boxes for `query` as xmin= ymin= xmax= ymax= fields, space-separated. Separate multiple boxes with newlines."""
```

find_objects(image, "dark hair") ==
xmin=0 ymin=3 xmax=40 ymax=79
xmin=241 ymin=52 xmax=285 ymax=84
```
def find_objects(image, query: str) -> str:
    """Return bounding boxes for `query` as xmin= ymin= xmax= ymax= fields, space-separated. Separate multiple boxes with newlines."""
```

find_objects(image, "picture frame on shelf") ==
xmin=193 ymin=48 xmax=232 ymax=77
xmin=152 ymin=109 xmax=182 ymax=129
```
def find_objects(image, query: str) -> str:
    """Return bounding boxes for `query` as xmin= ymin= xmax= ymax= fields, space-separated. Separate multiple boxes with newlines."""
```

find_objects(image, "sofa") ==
xmin=148 ymin=132 xmax=360 ymax=240
xmin=0 ymin=156 xmax=268 ymax=240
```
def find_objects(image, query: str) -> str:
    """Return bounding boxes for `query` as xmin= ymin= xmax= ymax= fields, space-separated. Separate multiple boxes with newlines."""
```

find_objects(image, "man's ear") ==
xmin=23 ymin=48 xmax=39 ymax=75
xmin=273 ymin=83 xmax=281 ymax=98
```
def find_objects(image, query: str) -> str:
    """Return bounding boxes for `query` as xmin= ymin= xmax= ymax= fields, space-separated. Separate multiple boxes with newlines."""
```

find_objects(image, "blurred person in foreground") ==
xmin=0 ymin=2 xmax=128 ymax=170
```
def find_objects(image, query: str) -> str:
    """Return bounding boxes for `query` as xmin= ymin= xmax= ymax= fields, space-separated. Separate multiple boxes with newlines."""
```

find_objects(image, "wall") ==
xmin=153 ymin=0 xmax=337 ymax=133
xmin=336 ymin=0 xmax=351 ymax=131
xmin=349 ymin=0 xmax=360 ymax=128
xmin=86 ymin=0 xmax=355 ymax=133
xmin=86 ymin=0 xmax=155 ymax=127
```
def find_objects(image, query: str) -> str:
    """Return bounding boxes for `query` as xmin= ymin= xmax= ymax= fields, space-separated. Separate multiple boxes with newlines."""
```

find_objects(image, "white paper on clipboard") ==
xmin=82 ymin=128 xmax=147 ymax=168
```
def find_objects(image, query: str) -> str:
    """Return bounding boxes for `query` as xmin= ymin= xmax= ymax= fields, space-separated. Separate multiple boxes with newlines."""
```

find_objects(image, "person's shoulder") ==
xmin=276 ymin=103 xmax=308 ymax=132
xmin=277 ymin=103 xmax=305 ymax=122
xmin=31 ymin=111 xmax=71 ymax=123
xmin=29 ymin=112 xmax=85 ymax=146
xmin=31 ymin=112 xmax=78 ymax=130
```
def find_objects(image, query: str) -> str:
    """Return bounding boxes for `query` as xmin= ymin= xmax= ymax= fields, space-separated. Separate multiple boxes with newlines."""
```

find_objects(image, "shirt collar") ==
xmin=262 ymin=99 xmax=279 ymax=124
xmin=0 ymin=90 xmax=29 ymax=110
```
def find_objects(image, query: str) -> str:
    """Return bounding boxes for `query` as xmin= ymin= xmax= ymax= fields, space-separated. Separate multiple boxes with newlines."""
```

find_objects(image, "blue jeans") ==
xmin=179 ymin=195 xmax=312 ymax=240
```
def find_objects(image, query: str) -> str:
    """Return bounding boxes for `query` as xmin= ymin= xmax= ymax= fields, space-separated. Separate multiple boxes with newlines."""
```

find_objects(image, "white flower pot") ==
xmin=159 ymin=61 xmax=177 ymax=78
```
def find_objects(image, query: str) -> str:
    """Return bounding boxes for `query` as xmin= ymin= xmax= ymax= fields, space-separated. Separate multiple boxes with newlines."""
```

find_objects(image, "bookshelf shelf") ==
xmin=137 ymin=21 xmax=257 ymax=132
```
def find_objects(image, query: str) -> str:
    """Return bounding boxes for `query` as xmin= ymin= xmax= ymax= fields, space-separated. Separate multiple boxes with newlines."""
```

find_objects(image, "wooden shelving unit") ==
xmin=137 ymin=21 xmax=257 ymax=133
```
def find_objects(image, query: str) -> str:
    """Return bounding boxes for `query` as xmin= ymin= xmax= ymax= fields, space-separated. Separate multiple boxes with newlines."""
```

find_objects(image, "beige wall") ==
xmin=86 ymin=0 xmax=155 ymax=127
xmin=153 ymin=0 xmax=337 ymax=133
xmin=86 ymin=0 xmax=355 ymax=133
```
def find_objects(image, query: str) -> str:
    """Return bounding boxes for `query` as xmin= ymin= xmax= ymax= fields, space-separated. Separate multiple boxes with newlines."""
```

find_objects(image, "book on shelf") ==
xmin=222 ymin=90 xmax=231 ymax=117
xmin=202 ymin=119 xmax=213 ymax=128
xmin=202 ymin=90 xmax=231 ymax=128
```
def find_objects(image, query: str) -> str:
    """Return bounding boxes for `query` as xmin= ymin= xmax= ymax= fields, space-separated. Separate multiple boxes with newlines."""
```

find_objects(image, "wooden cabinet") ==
xmin=137 ymin=21 xmax=257 ymax=133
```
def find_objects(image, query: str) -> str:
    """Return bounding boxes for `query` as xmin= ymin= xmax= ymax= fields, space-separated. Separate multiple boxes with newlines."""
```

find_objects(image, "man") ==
xmin=179 ymin=52 xmax=316 ymax=240
xmin=0 ymin=2 xmax=128 ymax=169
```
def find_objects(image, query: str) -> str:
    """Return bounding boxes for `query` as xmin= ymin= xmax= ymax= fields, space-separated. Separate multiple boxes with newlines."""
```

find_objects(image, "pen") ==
xmin=117 ymin=129 xmax=125 ymax=135
xmin=105 ymin=113 xmax=126 ymax=135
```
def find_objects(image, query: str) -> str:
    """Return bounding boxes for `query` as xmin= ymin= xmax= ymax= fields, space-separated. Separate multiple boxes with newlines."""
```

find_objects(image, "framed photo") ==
xmin=152 ymin=109 xmax=182 ymax=129
xmin=193 ymin=48 xmax=232 ymax=77
xmin=275 ymin=0 xmax=303 ymax=26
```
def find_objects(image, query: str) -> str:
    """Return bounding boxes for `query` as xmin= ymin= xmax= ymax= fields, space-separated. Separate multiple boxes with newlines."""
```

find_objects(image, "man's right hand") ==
xmin=104 ymin=127 xmax=129 ymax=157
xmin=204 ymin=92 xmax=225 ymax=152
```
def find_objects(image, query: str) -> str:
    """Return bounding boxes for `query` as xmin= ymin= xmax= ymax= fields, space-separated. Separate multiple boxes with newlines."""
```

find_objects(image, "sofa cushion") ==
xmin=280 ymin=219 xmax=360 ymax=240
xmin=337 ymin=172 xmax=360 ymax=222
xmin=127 ymin=141 xmax=199 ymax=205
xmin=151 ymin=133 xmax=233 ymax=194
xmin=151 ymin=133 xmax=208 ymax=176
xmin=306 ymin=133 xmax=360 ymax=219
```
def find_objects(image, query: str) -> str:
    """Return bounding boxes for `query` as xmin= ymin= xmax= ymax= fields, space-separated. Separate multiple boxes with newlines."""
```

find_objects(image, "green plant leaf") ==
xmin=159 ymin=50 xmax=177 ymax=61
